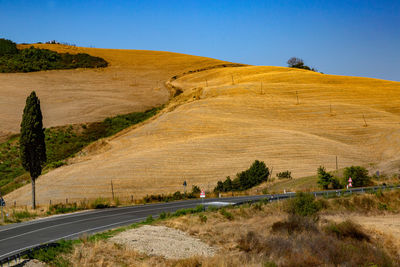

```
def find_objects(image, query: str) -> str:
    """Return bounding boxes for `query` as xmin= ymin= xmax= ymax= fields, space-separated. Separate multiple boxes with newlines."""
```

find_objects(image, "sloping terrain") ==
xmin=0 ymin=44 xmax=233 ymax=141
xmin=5 ymin=59 xmax=400 ymax=205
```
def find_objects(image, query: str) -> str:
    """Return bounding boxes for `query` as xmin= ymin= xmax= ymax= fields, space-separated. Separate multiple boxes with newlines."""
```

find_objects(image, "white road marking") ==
xmin=0 ymin=201 xmax=196 ymax=242
xmin=0 ymin=200 xmax=185 ymax=233
xmin=0 ymin=216 xmax=147 ymax=259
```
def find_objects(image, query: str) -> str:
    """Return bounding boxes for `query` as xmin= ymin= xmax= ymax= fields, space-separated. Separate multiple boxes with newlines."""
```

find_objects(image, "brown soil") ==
xmin=110 ymin=225 xmax=216 ymax=259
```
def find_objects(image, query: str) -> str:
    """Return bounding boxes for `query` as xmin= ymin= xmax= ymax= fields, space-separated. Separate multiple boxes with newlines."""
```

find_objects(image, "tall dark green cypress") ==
xmin=20 ymin=91 xmax=46 ymax=209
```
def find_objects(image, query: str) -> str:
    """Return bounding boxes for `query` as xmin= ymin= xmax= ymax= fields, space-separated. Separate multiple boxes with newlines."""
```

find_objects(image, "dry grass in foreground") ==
xmin=59 ymin=190 xmax=400 ymax=266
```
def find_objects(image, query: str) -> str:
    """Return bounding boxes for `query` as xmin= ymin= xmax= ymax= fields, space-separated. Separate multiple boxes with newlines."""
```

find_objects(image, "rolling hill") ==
xmin=0 ymin=44 xmax=234 ymax=141
xmin=4 ymin=46 xmax=400 ymax=205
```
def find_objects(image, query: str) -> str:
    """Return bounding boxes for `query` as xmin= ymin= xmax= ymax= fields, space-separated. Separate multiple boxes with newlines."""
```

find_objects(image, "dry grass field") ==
xmin=0 ymin=44 xmax=232 ymax=141
xmin=61 ymin=191 xmax=400 ymax=266
xmin=4 ymin=47 xmax=400 ymax=205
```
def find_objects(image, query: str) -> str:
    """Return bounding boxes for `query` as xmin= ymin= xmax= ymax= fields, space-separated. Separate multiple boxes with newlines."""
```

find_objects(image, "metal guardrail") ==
xmin=233 ymin=184 xmax=400 ymax=205
xmin=0 ymin=243 xmax=59 ymax=266
xmin=0 ymin=184 xmax=399 ymax=265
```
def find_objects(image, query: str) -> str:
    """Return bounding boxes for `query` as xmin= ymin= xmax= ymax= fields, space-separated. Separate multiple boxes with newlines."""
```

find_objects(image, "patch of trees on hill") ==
xmin=317 ymin=165 xmax=372 ymax=189
xmin=0 ymin=38 xmax=108 ymax=73
xmin=287 ymin=57 xmax=318 ymax=72
xmin=214 ymin=160 xmax=270 ymax=192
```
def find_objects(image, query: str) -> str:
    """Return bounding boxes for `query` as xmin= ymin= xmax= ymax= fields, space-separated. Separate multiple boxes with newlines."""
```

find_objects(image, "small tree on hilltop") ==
xmin=287 ymin=57 xmax=305 ymax=68
xmin=20 ymin=91 xmax=46 ymax=209
xmin=287 ymin=57 xmax=317 ymax=71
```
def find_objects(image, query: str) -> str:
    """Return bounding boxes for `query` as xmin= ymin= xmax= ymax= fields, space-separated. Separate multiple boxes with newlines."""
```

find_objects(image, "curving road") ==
xmin=0 ymin=194 xmax=266 ymax=261
xmin=0 ymin=185 xmax=398 ymax=262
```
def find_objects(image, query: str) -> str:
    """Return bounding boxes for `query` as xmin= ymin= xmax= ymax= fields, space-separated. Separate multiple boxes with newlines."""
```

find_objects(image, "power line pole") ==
xmin=111 ymin=180 xmax=114 ymax=200
xmin=0 ymin=192 xmax=4 ymax=223
xmin=336 ymin=156 xmax=338 ymax=173
xmin=363 ymin=114 xmax=368 ymax=127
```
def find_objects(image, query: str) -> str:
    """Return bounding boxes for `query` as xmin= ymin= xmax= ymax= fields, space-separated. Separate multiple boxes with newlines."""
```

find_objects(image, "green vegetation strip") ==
xmin=0 ymin=38 xmax=107 ymax=73
xmin=0 ymin=106 xmax=162 ymax=195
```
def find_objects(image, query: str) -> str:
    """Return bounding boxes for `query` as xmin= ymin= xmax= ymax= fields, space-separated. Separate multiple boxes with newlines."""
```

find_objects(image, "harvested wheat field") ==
xmin=0 ymin=44 xmax=233 ymax=141
xmin=5 ymin=58 xmax=400 ymax=205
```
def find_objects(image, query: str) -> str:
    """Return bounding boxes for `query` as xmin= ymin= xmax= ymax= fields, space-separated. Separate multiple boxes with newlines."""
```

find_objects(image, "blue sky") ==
xmin=1 ymin=0 xmax=399 ymax=81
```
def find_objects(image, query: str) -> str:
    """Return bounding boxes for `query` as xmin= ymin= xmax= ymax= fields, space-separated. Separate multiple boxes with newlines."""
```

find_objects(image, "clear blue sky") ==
xmin=1 ymin=0 xmax=399 ymax=81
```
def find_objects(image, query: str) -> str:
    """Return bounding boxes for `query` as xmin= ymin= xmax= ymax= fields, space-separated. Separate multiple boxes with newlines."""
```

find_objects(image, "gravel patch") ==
xmin=110 ymin=225 xmax=216 ymax=259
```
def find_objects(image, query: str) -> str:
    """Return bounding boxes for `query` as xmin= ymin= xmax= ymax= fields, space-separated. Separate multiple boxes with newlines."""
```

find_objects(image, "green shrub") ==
xmin=90 ymin=198 xmax=110 ymax=209
xmin=286 ymin=192 xmax=321 ymax=217
xmin=343 ymin=166 xmax=371 ymax=187
xmin=159 ymin=212 xmax=168 ymax=219
xmin=331 ymin=177 xmax=343 ymax=189
xmin=199 ymin=214 xmax=207 ymax=223
xmin=172 ymin=205 xmax=204 ymax=217
xmin=317 ymin=166 xmax=343 ymax=189
xmin=29 ymin=240 xmax=73 ymax=266
xmin=276 ymin=170 xmax=292 ymax=179
xmin=317 ymin=166 xmax=333 ymax=189
xmin=220 ymin=208 xmax=234 ymax=220
xmin=214 ymin=160 xmax=269 ymax=192
xmin=264 ymin=261 xmax=278 ymax=267
xmin=48 ymin=203 xmax=81 ymax=214
xmin=12 ymin=209 xmax=37 ymax=221
xmin=192 ymin=185 xmax=201 ymax=194
xmin=47 ymin=160 xmax=66 ymax=169
xmin=145 ymin=215 xmax=154 ymax=223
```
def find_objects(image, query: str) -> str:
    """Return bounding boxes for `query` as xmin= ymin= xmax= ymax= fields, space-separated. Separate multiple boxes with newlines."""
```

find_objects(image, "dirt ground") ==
xmin=110 ymin=225 xmax=216 ymax=259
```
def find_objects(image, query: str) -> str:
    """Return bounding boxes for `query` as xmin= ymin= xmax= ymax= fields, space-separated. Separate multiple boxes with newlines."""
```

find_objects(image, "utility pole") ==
xmin=111 ymin=180 xmax=114 ymax=200
xmin=363 ymin=114 xmax=368 ymax=127
xmin=0 ymin=191 xmax=5 ymax=222
xmin=336 ymin=156 xmax=338 ymax=173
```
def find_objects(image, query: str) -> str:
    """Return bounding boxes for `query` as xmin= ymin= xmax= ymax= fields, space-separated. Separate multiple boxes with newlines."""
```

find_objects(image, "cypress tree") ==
xmin=20 ymin=91 xmax=46 ymax=209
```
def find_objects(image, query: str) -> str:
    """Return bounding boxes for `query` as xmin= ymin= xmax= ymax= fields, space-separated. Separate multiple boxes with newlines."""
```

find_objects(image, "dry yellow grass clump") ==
xmin=63 ymin=194 xmax=400 ymax=266
xmin=0 ymin=44 xmax=232 ymax=141
xmin=5 ymin=53 xmax=400 ymax=205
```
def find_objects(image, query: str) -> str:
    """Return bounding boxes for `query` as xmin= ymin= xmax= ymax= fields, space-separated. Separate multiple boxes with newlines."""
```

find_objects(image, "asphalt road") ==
xmin=0 ymin=194 xmax=267 ymax=261
xmin=0 ymin=185 xmax=398 ymax=262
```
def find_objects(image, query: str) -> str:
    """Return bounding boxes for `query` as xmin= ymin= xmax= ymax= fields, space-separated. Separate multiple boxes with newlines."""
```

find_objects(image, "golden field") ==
xmin=4 ymin=45 xmax=400 ymax=205
xmin=0 ymin=44 xmax=232 ymax=141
